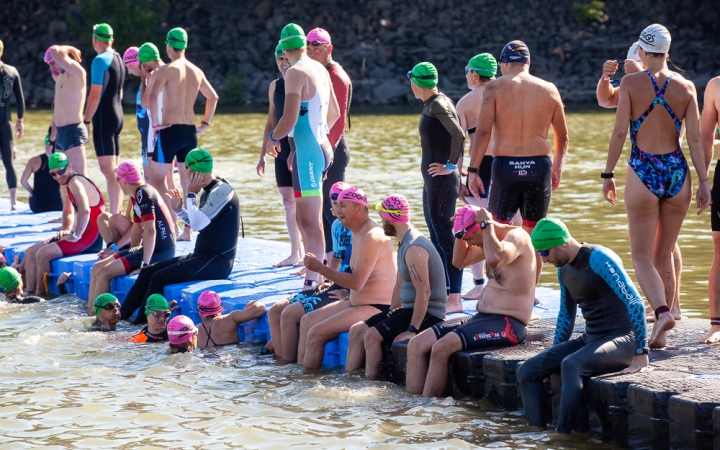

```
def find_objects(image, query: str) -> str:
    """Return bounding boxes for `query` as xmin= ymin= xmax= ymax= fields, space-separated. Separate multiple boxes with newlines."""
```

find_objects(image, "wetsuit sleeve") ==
xmin=588 ymin=248 xmax=648 ymax=353
xmin=331 ymin=220 xmax=342 ymax=259
xmin=90 ymin=53 xmax=111 ymax=85
xmin=135 ymin=189 xmax=156 ymax=222
xmin=554 ymin=267 xmax=577 ymax=345
xmin=327 ymin=67 xmax=350 ymax=148
xmin=176 ymin=208 xmax=191 ymax=226
xmin=429 ymin=97 xmax=465 ymax=166
xmin=186 ymin=182 xmax=234 ymax=231
xmin=12 ymin=69 xmax=24 ymax=120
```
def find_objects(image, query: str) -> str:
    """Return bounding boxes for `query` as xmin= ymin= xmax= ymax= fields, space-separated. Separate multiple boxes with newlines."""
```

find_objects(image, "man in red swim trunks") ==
xmin=22 ymin=153 xmax=105 ymax=297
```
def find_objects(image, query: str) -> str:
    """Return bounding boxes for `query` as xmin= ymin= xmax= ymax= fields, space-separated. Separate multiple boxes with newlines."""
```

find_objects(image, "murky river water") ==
xmin=0 ymin=108 xmax=714 ymax=448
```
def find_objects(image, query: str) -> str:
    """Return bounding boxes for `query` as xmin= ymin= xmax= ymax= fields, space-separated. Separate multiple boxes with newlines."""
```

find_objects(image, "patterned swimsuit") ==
xmin=628 ymin=71 xmax=688 ymax=199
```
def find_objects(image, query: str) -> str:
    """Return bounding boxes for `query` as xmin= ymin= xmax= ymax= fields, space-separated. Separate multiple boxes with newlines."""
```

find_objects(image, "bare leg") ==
xmin=274 ymin=186 xmax=303 ymax=267
xmin=65 ymin=145 xmax=87 ymax=176
xmin=294 ymin=196 xmax=324 ymax=289
xmin=346 ymin=321 xmax=369 ymax=372
xmin=363 ymin=326 xmax=386 ymax=379
xmin=59 ymin=186 xmax=74 ymax=232
xmin=150 ymin=160 xmax=174 ymax=221
xmin=267 ymin=299 xmax=290 ymax=357
xmin=98 ymin=155 xmax=122 ymax=215
xmin=279 ymin=302 xmax=306 ymax=363
xmin=35 ymin=243 xmax=64 ymax=297
xmin=97 ymin=213 xmax=131 ymax=245
xmin=9 ymin=188 xmax=16 ymax=210
xmin=671 ymin=243 xmax=683 ymax=320
xmin=89 ymin=257 xmax=126 ymax=313
xmin=406 ymin=329 xmax=438 ymax=395
xmin=297 ymin=300 xmax=349 ymax=364
xmin=423 ymin=332 xmax=462 ymax=397
xmin=700 ymin=232 xmax=720 ymax=343
xmin=177 ymin=162 xmax=192 ymax=241
xmin=23 ymin=242 xmax=44 ymax=293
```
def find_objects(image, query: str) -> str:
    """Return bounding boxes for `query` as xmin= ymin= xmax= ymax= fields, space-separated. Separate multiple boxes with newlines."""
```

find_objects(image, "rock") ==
xmin=372 ymin=79 xmax=408 ymax=104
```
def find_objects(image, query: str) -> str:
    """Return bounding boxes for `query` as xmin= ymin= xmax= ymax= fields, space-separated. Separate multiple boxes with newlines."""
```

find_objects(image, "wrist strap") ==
xmin=600 ymin=172 xmax=614 ymax=179
xmin=110 ymin=243 xmax=119 ymax=252
xmin=445 ymin=160 xmax=458 ymax=171
xmin=654 ymin=305 xmax=670 ymax=319
xmin=467 ymin=167 xmax=479 ymax=174
xmin=474 ymin=278 xmax=485 ymax=286
xmin=304 ymin=279 xmax=317 ymax=287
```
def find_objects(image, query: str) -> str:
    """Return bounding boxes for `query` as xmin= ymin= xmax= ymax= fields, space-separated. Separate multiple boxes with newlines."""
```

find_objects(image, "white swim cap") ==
xmin=626 ymin=42 xmax=642 ymax=62
xmin=638 ymin=24 xmax=671 ymax=54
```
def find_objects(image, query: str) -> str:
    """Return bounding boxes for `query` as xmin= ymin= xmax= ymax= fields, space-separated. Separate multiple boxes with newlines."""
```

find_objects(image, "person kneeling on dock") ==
xmin=518 ymin=218 xmax=648 ymax=433
xmin=346 ymin=194 xmax=447 ymax=378
xmin=120 ymin=148 xmax=240 ymax=324
xmin=0 ymin=267 xmax=44 ymax=304
xmin=168 ymin=315 xmax=198 ymax=354
xmin=93 ymin=293 xmax=121 ymax=331
xmin=406 ymin=205 xmax=536 ymax=397
xmin=87 ymin=161 xmax=176 ymax=312
xmin=196 ymin=290 xmax=266 ymax=348
xmin=128 ymin=294 xmax=170 ymax=343
xmin=298 ymin=187 xmax=397 ymax=369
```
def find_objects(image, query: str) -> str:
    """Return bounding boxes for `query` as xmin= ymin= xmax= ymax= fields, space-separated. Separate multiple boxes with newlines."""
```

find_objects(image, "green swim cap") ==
xmin=0 ymin=267 xmax=21 ymax=293
xmin=279 ymin=23 xmax=306 ymax=50
xmin=145 ymin=294 xmax=169 ymax=316
xmin=275 ymin=43 xmax=285 ymax=59
xmin=185 ymin=148 xmax=213 ymax=173
xmin=93 ymin=293 xmax=118 ymax=316
xmin=48 ymin=152 xmax=69 ymax=171
xmin=410 ymin=62 xmax=438 ymax=89
xmin=468 ymin=53 xmax=498 ymax=77
xmin=138 ymin=42 xmax=160 ymax=63
xmin=531 ymin=218 xmax=571 ymax=251
xmin=93 ymin=23 xmax=114 ymax=42
xmin=166 ymin=27 xmax=188 ymax=51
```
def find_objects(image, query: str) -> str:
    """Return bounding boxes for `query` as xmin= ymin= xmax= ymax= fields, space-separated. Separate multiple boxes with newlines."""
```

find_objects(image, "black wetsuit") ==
xmin=90 ymin=50 xmax=124 ymax=157
xmin=121 ymin=178 xmax=240 ymax=324
xmin=518 ymin=245 xmax=648 ymax=433
xmin=273 ymin=78 xmax=293 ymax=188
xmin=419 ymin=93 xmax=464 ymax=294
xmin=5 ymin=294 xmax=43 ymax=304
xmin=0 ymin=62 xmax=24 ymax=190
xmin=29 ymin=154 xmax=62 ymax=213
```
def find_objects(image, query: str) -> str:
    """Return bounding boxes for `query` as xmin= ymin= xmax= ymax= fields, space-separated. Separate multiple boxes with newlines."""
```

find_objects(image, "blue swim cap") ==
xmin=500 ymin=40 xmax=530 ymax=64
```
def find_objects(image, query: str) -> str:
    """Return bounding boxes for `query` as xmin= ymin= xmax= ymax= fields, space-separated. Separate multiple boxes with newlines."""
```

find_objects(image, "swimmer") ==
xmin=196 ymin=291 xmax=267 ymax=349
xmin=19 ymin=138 xmax=63 ymax=213
xmin=519 ymin=218 xmax=649 ymax=432
xmin=0 ymin=39 xmax=25 ymax=210
xmin=146 ymin=28 xmax=219 ymax=242
xmin=167 ymin=315 xmax=198 ymax=353
xmin=601 ymin=24 xmax=710 ymax=348
xmin=0 ymin=267 xmax=43 ymax=304
xmin=93 ymin=293 xmax=121 ymax=331
xmin=266 ymin=23 xmax=341 ymax=291
xmin=84 ymin=23 xmax=124 ymax=214
xmin=346 ymin=194 xmax=447 ymax=379
xmin=405 ymin=205 xmax=537 ymax=397
xmin=22 ymin=153 xmax=105 ymax=297
xmin=87 ymin=161 xmax=176 ymax=309
xmin=258 ymin=44 xmax=303 ymax=267
xmin=128 ymin=294 xmax=171 ymax=343
xmin=298 ymin=187 xmax=396 ymax=369
xmin=122 ymin=46 xmax=151 ymax=182
xmin=121 ymin=149 xmax=240 ymax=324
xmin=408 ymin=61 xmax=464 ymax=313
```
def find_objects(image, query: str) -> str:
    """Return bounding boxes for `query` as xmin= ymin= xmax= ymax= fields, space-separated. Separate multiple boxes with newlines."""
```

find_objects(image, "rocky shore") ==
xmin=1 ymin=0 xmax=718 ymax=108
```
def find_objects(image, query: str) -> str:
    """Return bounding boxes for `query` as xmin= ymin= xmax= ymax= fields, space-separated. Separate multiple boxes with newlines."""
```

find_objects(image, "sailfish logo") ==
xmin=0 ymin=73 xmax=13 ymax=107
xmin=299 ymin=106 xmax=308 ymax=116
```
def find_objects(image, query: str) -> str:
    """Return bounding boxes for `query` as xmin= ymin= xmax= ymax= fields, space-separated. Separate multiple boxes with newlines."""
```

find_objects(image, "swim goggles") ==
xmin=406 ymin=71 xmax=438 ymax=80
xmin=453 ymin=223 xmax=480 ymax=239
xmin=100 ymin=302 xmax=120 ymax=311
xmin=375 ymin=203 xmax=408 ymax=216
xmin=308 ymin=40 xmax=330 ymax=47
xmin=148 ymin=310 xmax=171 ymax=319
xmin=186 ymin=156 xmax=212 ymax=171
xmin=50 ymin=167 xmax=68 ymax=178
xmin=537 ymin=249 xmax=551 ymax=257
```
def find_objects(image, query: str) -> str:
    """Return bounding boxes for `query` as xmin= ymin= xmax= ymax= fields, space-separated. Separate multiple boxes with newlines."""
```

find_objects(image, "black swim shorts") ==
xmin=487 ymin=155 xmax=552 ymax=228
xmin=289 ymin=283 xmax=344 ymax=314
xmin=154 ymin=124 xmax=198 ymax=164
xmin=364 ymin=307 xmax=444 ymax=343
xmin=55 ymin=123 xmax=89 ymax=151
xmin=431 ymin=312 xmax=526 ymax=351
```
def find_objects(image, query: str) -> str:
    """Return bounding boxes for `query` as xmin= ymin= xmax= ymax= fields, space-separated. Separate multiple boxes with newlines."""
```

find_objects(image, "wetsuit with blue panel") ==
xmin=518 ymin=244 xmax=648 ymax=433
xmin=135 ymin=87 xmax=150 ymax=165
xmin=90 ymin=50 xmax=125 ymax=157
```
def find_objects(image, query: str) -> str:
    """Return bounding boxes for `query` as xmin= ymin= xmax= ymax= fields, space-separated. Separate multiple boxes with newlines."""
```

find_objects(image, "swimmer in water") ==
xmin=0 ymin=267 xmax=44 ymax=304
xmin=93 ymin=293 xmax=121 ymax=331
xmin=128 ymin=294 xmax=171 ymax=343
xmin=168 ymin=315 xmax=198 ymax=353
xmin=195 ymin=291 xmax=266 ymax=349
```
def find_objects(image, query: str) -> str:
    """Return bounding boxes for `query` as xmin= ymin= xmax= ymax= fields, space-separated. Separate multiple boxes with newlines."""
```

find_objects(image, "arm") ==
xmin=467 ymin=83 xmax=496 ymax=197
xmin=12 ymin=69 xmax=25 ymax=139
xmin=432 ymin=99 xmax=465 ymax=166
xmin=328 ymin=256 xmax=342 ymax=271
xmin=50 ymin=46 xmax=84 ymax=78
xmin=327 ymin=71 xmax=349 ymax=148
xmin=20 ymin=156 xmax=40 ymax=195
xmin=700 ymin=79 xmax=719 ymax=176
xmin=596 ymin=60 xmax=620 ymax=108
xmin=140 ymin=68 xmax=151 ymax=108
xmin=229 ymin=303 xmax=267 ymax=324
xmin=390 ymin=271 xmax=402 ymax=310
xmin=452 ymin=234 xmax=485 ymax=269
xmin=553 ymin=274 xmax=577 ymax=344
xmin=258 ymin=81 xmax=277 ymax=175
xmin=84 ymin=54 xmax=109 ymax=123
xmin=140 ymin=222 xmax=156 ymax=265
xmin=684 ymin=81 xmax=712 ymax=213
xmin=198 ymin=75 xmax=219 ymax=129
xmin=312 ymin=235 xmax=384 ymax=291
xmin=148 ymin=69 xmax=166 ymax=127
xmin=271 ymin=68 xmax=303 ymax=139
xmin=325 ymin=71 xmax=341 ymax=143
xmin=186 ymin=182 xmax=234 ymax=231
xmin=67 ymin=181 xmax=90 ymax=237
xmin=602 ymin=78 xmax=632 ymax=204
xmin=482 ymin=225 xmax=523 ymax=269
xmin=405 ymin=247 xmax=432 ymax=329
xmin=549 ymin=91 xmax=569 ymax=191
xmin=129 ymin=222 xmax=142 ymax=248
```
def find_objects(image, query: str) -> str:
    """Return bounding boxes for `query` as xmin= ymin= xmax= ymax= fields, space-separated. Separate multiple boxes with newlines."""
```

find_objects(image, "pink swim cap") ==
xmin=377 ymin=194 xmax=410 ymax=224
xmin=329 ymin=181 xmax=351 ymax=201
xmin=307 ymin=28 xmax=332 ymax=45
xmin=167 ymin=315 xmax=197 ymax=344
xmin=44 ymin=47 xmax=54 ymax=64
xmin=453 ymin=205 xmax=481 ymax=237
xmin=123 ymin=47 xmax=139 ymax=66
xmin=0 ymin=253 xmax=6 ymax=264
xmin=116 ymin=161 xmax=142 ymax=184
xmin=198 ymin=290 xmax=223 ymax=317
xmin=338 ymin=187 xmax=367 ymax=207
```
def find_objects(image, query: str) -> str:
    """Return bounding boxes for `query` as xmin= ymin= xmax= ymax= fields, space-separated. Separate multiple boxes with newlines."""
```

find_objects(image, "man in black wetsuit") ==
xmin=120 ymin=148 xmax=240 ymax=324
xmin=518 ymin=218 xmax=649 ymax=433
xmin=0 ymin=39 xmax=25 ymax=210
xmin=83 ymin=23 xmax=125 ymax=215
xmin=0 ymin=267 xmax=43 ymax=304
xmin=409 ymin=62 xmax=464 ymax=314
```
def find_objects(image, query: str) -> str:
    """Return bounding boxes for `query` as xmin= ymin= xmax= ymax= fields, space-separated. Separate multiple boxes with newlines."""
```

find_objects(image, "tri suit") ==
xmin=55 ymin=175 xmax=105 ymax=256
xmin=90 ymin=50 xmax=125 ymax=157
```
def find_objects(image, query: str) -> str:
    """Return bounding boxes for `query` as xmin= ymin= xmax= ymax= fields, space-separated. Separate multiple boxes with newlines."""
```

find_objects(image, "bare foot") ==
xmin=10 ymin=204 xmax=17 ymax=211
xmin=265 ymin=340 xmax=274 ymax=352
xmin=698 ymin=325 xmax=720 ymax=344
xmin=530 ymin=313 xmax=541 ymax=322
xmin=461 ymin=284 xmax=484 ymax=300
xmin=649 ymin=312 xmax=676 ymax=349
xmin=646 ymin=313 xmax=656 ymax=323
xmin=293 ymin=260 xmax=304 ymax=267
xmin=446 ymin=293 xmax=463 ymax=314
xmin=291 ymin=267 xmax=306 ymax=277
xmin=48 ymin=217 xmax=62 ymax=224
xmin=274 ymin=255 xmax=302 ymax=268
xmin=177 ymin=226 xmax=192 ymax=242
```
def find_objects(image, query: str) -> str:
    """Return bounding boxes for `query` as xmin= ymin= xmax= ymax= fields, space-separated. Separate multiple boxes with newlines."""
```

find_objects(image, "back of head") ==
xmin=168 ymin=315 xmax=197 ymax=344
xmin=279 ymin=23 xmax=306 ymax=51
xmin=185 ymin=148 xmax=213 ymax=173
xmin=123 ymin=47 xmax=139 ymax=66
xmin=468 ymin=53 xmax=498 ymax=78
xmin=409 ymin=62 xmax=438 ymax=90
xmin=116 ymin=160 xmax=143 ymax=184
xmin=499 ymin=40 xmax=530 ymax=65
xmin=93 ymin=23 xmax=114 ymax=43
xmin=0 ymin=266 xmax=21 ymax=292
xmin=166 ymin=27 xmax=188 ymax=51
xmin=638 ymin=23 xmax=671 ymax=55
xmin=198 ymin=290 xmax=223 ymax=317
xmin=377 ymin=194 xmax=410 ymax=224
xmin=138 ymin=43 xmax=161 ymax=63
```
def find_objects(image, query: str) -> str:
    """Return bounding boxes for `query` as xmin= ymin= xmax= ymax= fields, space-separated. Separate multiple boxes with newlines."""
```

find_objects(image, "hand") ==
xmin=697 ymin=180 xmax=712 ymax=215
xmin=98 ymin=247 xmax=116 ymax=259
xmin=624 ymin=59 xmax=644 ymax=75
xmin=552 ymin=169 xmax=562 ymax=191
xmin=602 ymin=178 xmax=617 ymax=205
xmin=186 ymin=171 xmax=205 ymax=194
xmin=57 ymin=271 xmax=72 ymax=286
xmin=167 ymin=189 xmax=183 ymax=213
xmin=328 ymin=289 xmax=349 ymax=301
xmin=618 ymin=353 xmax=649 ymax=375
xmin=467 ymin=172 xmax=485 ymax=199
xmin=303 ymin=252 xmax=323 ymax=273
xmin=256 ymin=158 xmax=266 ymax=178
xmin=130 ymin=268 xmax=142 ymax=275
xmin=67 ymin=47 xmax=82 ymax=63
xmin=459 ymin=184 xmax=470 ymax=204
xmin=428 ymin=162 xmax=452 ymax=177
xmin=196 ymin=124 xmax=208 ymax=134
xmin=393 ymin=331 xmax=417 ymax=344
xmin=84 ymin=121 xmax=91 ymax=138
xmin=168 ymin=300 xmax=179 ymax=312
xmin=266 ymin=139 xmax=280 ymax=158
xmin=287 ymin=152 xmax=294 ymax=172
xmin=64 ymin=232 xmax=80 ymax=243
xmin=45 ymin=144 xmax=53 ymax=154
xmin=602 ymin=60 xmax=618 ymax=80
xmin=15 ymin=120 xmax=23 ymax=140
xmin=474 ymin=207 xmax=493 ymax=224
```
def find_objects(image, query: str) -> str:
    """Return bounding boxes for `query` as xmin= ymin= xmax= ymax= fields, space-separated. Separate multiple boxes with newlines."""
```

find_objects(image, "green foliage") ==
xmin=221 ymin=72 xmax=246 ymax=106
xmin=68 ymin=0 xmax=168 ymax=53
xmin=572 ymin=0 xmax=607 ymax=24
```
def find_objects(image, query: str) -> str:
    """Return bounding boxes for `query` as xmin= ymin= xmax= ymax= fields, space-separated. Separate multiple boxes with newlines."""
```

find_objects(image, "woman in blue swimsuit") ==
xmin=601 ymin=24 xmax=710 ymax=349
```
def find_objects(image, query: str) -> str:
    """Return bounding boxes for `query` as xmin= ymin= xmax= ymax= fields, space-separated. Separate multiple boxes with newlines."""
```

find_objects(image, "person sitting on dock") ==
xmin=195 ymin=290 xmax=267 ymax=349
xmin=405 ymin=205 xmax=537 ymax=397
xmin=120 ymin=148 xmax=240 ymax=324
xmin=86 ymin=160 xmax=176 ymax=313
xmin=518 ymin=218 xmax=648 ymax=433
xmin=168 ymin=315 xmax=198 ymax=354
xmin=93 ymin=293 xmax=121 ymax=331
xmin=22 ymin=153 xmax=104 ymax=297
xmin=346 ymin=194 xmax=447 ymax=379
xmin=0 ymin=267 xmax=44 ymax=304
xmin=19 ymin=142 xmax=63 ymax=214
xmin=128 ymin=294 xmax=170 ymax=343
xmin=297 ymin=187 xmax=397 ymax=369
xmin=265 ymin=181 xmax=353 ymax=361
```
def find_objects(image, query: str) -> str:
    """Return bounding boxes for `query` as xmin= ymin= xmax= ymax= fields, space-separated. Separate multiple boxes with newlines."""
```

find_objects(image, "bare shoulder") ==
xmin=669 ymin=71 xmax=696 ymax=94
xmin=504 ymin=226 xmax=531 ymax=247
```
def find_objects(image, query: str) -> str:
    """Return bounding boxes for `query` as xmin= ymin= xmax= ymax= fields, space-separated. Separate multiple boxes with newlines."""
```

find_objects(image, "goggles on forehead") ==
xmin=375 ymin=203 xmax=407 ymax=216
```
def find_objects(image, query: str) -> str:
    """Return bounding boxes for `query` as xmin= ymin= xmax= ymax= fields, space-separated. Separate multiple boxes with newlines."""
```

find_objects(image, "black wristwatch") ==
xmin=479 ymin=220 xmax=491 ymax=230
xmin=467 ymin=167 xmax=479 ymax=174
xmin=407 ymin=325 xmax=418 ymax=333
xmin=201 ymin=120 xmax=210 ymax=127
xmin=601 ymin=172 xmax=614 ymax=179
xmin=636 ymin=347 xmax=649 ymax=355
xmin=83 ymin=120 xmax=91 ymax=125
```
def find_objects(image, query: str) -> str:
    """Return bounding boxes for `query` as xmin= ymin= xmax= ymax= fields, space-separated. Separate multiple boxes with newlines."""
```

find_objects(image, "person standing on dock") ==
xmin=518 ymin=218 xmax=649 ymax=433
xmin=266 ymin=23 xmax=340 ymax=291
xmin=0 ymin=39 xmax=25 ymax=210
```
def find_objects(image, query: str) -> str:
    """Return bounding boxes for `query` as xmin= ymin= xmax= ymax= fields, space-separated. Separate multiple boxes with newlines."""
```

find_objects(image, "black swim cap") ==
xmin=500 ymin=41 xmax=530 ymax=64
